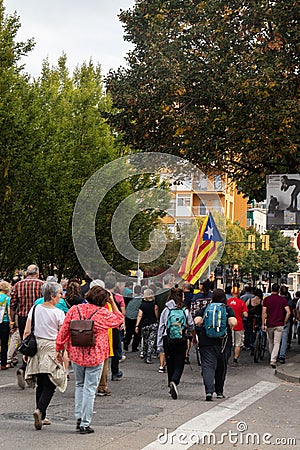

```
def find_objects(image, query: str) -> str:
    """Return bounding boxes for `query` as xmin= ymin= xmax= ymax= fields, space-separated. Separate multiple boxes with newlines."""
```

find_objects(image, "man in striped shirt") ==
xmin=10 ymin=264 xmax=44 ymax=388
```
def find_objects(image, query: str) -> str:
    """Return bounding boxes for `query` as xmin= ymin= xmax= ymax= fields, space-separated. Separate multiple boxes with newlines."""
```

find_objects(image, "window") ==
xmin=177 ymin=195 xmax=191 ymax=207
xmin=214 ymin=175 xmax=225 ymax=191
xmin=168 ymin=198 xmax=176 ymax=216
xmin=194 ymin=174 xmax=208 ymax=191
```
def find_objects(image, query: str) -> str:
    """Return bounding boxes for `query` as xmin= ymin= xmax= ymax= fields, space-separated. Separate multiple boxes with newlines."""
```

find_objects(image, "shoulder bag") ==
xmin=18 ymin=305 xmax=38 ymax=357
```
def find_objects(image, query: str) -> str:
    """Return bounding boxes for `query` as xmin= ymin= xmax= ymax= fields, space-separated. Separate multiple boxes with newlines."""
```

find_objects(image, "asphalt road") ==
xmin=0 ymin=343 xmax=299 ymax=450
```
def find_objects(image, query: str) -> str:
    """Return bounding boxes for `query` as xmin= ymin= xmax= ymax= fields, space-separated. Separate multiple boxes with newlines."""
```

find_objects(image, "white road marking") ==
xmin=142 ymin=381 xmax=278 ymax=449
xmin=0 ymin=383 xmax=15 ymax=388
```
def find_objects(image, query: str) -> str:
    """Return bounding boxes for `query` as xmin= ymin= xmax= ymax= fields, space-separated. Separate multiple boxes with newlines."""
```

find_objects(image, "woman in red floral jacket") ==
xmin=56 ymin=286 xmax=123 ymax=435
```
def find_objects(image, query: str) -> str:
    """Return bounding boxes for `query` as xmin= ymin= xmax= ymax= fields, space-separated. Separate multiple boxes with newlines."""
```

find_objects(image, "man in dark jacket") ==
xmin=194 ymin=289 xmax=236 ymax=401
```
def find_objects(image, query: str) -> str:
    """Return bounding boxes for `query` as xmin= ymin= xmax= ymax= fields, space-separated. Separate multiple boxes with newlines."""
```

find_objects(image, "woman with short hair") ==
xmin=24 ymin=282 xmax=67 ymax=429
xmin=56 ymin=286 xmax=124 ymax=435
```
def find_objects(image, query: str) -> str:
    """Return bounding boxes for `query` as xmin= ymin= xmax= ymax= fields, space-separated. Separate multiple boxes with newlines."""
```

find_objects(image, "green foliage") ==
xmin=0 ymin=2 xmax=36 ymax=276
xmin=220 ymin=220 xmax=247 ymax=266
xmin=240 ymin=228 xmax=298 ymax=278
xmin=106 ymin=0 xmax=300 ymax=200
xmin=0 ymin=3 xmax=164 ymax=279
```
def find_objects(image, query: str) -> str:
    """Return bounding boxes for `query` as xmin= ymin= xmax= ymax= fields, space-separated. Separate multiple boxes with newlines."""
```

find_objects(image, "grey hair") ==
xmin=163 ymin=273 xmax=175 ymax=287
xmin=44 ymin=282 xmax=62 ymax=302
xmin=90 ymin=279 xmax=105 ymax=289
xmin=143 ymin=288 xmax=155 ymax=301
xmin=26 ymin=264 xmax=39 ymax=276
xmin=46 ymin=275 xmax=57 ymax=283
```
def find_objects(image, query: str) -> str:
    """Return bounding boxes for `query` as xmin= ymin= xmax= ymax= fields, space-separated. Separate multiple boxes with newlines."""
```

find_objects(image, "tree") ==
xmin=240 ymin=229 xmax=298 ymax=284
xmin=0 ymin=2 xmax=169 ymax=280
xmin=0 ymin=2 xmax=36 ymax=277
xmin=106 ymin=0 xmax=300 ymax=200
xmin=220 ymin=220 xmax=247 ymax=266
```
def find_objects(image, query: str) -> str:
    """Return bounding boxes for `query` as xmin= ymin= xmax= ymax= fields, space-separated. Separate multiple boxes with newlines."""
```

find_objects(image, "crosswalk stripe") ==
xmin=142 ymin=381 xmax=278 ymax=449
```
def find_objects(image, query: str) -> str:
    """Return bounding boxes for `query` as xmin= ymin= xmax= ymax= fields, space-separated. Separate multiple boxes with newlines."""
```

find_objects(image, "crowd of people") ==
xmin=0 ymin=264 xmax=300 ymax=433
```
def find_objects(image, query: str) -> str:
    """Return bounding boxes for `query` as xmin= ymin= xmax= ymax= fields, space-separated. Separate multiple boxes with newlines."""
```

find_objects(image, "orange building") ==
xmin=161 ymin=172 xmax=248 ymax=231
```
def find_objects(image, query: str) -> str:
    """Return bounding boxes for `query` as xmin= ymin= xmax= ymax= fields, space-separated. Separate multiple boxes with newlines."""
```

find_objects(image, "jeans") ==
xmin=0 ymin=322 xmax=10 ymax=367
xmin=163 ymin=336 xmax=187 ymax=386
xmin=73 ymin=362 xmax=103 ymax=428
xmin=267 ymin=326 xmax=283 ymax=364
xmin=279 ymin=323 xmax=290 ymax=359
xmin=199 ymin=344 xmax=231 ymax=395
xmin=36 ymin=373 xmax=56 ymax=420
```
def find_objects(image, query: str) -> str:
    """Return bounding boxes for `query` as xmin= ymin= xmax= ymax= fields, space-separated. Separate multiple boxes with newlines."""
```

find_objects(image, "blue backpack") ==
xmin=166 ymin=307 xmax=187 ymax=343
xmin=203 ymin=303 xmax=227 ymax=338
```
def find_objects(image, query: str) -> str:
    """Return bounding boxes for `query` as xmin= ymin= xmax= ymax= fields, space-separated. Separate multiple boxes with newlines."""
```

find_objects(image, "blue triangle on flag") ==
xmin=203 ymin=213 xmax=223 ymax=242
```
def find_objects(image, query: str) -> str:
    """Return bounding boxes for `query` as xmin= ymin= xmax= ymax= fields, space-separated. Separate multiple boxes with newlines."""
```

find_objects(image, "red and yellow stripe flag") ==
xmin=178 ymin=213 xmax=222 ymax=285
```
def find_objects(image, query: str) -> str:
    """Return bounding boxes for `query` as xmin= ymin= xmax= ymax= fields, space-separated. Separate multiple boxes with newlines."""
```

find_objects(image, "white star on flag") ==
xmin=205 ymin=225 xmax=214 ymax=239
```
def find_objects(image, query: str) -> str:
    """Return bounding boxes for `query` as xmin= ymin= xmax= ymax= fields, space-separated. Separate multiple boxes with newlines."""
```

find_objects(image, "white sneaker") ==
xmin=169 ymin=381 xmax=178 ymax=400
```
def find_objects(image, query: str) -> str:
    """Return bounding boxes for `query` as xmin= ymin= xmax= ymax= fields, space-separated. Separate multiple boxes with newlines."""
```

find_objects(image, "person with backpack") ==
xmin=189 ymin=279 xmax=213 ymax=319
xmin=157 ymin=288 xmax=196 ymax=400
xmin=56 ymin=286 xmax=124 ymax=434
xmin=194 ymin=288 xmax=237 ymax=401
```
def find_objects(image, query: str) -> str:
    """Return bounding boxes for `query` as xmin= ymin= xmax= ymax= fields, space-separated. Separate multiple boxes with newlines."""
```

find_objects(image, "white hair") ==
xmin=90 ymin=279 xmax=105 ymax=289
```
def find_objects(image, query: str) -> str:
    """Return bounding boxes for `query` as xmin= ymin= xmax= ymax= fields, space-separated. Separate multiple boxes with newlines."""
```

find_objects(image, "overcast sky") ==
xmin=5 ymin=0 xmax=134 ymax=78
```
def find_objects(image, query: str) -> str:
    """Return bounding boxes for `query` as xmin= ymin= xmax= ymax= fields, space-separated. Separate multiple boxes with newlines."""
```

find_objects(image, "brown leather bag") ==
xmin=70 ymin=306 xmax=100 ymax=347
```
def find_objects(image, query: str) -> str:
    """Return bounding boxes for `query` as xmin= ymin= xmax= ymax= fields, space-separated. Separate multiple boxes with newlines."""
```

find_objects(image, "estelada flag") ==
xmin=178 ymin=213 xmax=222 ymax=284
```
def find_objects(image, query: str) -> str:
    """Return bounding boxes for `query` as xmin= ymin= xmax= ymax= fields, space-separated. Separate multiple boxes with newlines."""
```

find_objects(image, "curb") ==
xmin=275 ymin=363 xmax=300 ymax=384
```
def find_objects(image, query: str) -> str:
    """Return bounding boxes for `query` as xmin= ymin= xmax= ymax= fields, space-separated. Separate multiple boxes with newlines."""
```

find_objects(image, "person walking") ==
xmin=245 ymin=288 xmax=263 ymax=354
xmin=227 ymin=287 xmax=248 ymax=366
xmin=157 ymin=287 xmax=196 ymax=400
xmin=124 ymin=285 xmax=143 ymax=352
xmin=277 ymin=285 xmax=293 ymax=364
xmin=65 ymin=278 xmax=84 ymax=308
xmin=194 ymin=288 xmax=237 ymax=401
xmin=10 ymin=264 xmax=44 ymax=388
xmin=104 ymin=275 xmax=126 ymax=381
xmin=262 ymin=283 xmax=290 ymax=368
xmin=241 ymin=285 xmax=254 ymax=349
xmin=155 ymin=273 xmax=176 ymax=373
xmin=135 ymin=289 xmax=158 ymax=364
xmin=56 ymin=286 xmax=124 ymax=434
xmin=24 ymin=282 xmax=67 ymax=429
xmin=0 ymin=281 xmax=12 ymax=370
xmin=182 ymin=281 xmax=194 ymax=364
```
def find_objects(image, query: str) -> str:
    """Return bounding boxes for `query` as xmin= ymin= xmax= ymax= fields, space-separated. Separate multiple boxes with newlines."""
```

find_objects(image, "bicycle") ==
xmin=253 ymin=327 xmax=267 ymax=363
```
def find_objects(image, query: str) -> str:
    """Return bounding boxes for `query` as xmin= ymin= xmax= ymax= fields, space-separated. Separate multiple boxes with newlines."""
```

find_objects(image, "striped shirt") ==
xmin=10 ymin=277 xmax=44 ymax=317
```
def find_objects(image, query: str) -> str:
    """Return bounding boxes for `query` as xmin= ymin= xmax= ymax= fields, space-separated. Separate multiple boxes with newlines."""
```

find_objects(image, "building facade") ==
xmin=161 ymin=172 xmax=248 ymax=232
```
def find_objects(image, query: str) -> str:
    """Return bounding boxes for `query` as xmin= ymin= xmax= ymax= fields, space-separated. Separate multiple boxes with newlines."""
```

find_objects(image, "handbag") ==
xmin=18 ymin=305 xmax=38 ymax=357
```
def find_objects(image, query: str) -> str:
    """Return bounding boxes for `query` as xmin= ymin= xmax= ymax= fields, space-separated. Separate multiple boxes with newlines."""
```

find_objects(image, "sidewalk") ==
xmin=275 ymin=345 xmax=300 ymax=384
